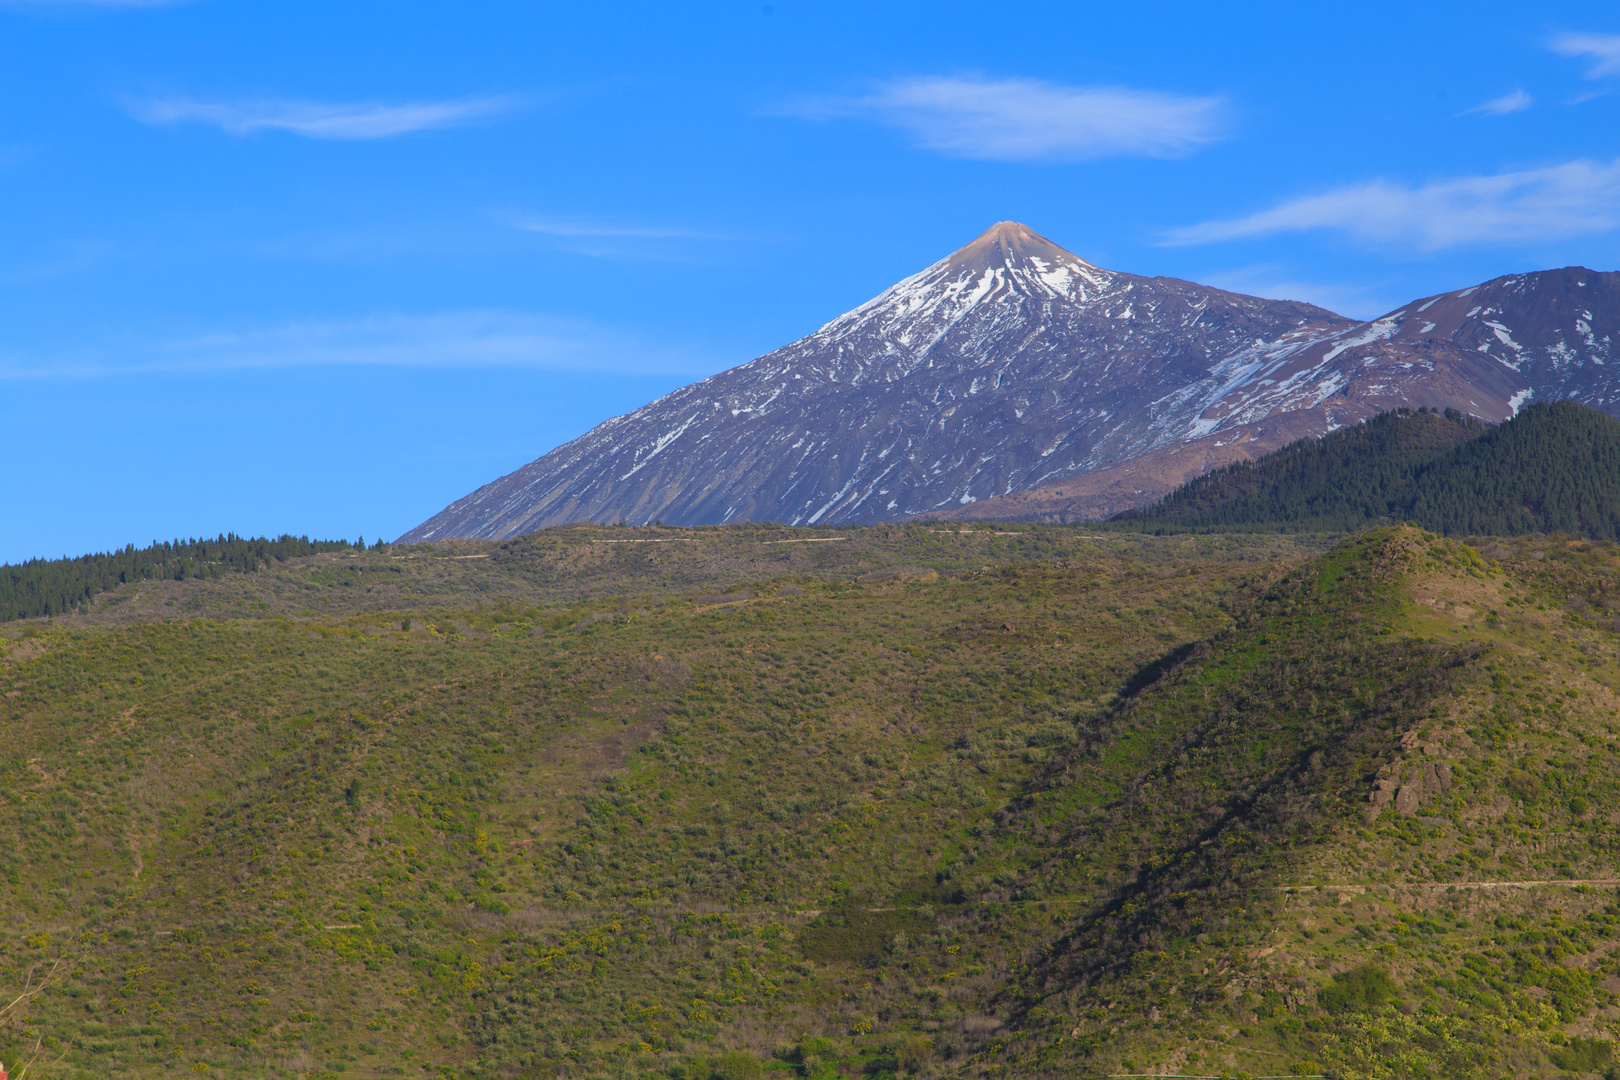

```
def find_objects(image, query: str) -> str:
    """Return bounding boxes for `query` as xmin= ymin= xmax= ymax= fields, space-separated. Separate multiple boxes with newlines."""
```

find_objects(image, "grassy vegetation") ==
xmin=0 ymin=522 xmax=1618 ymax=1079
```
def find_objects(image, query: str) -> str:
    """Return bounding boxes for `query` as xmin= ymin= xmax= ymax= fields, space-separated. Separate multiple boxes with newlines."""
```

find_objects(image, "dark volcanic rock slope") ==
xmin=402 ymin=223 xmax=1348 ymax=538
xmin=1152 ymin=265 xmax=1620 ymax=438
xmin=940 ymin=265 xmax=1620 ymax=522
xmin=402 ymin=225 xmax=1620 ymax=538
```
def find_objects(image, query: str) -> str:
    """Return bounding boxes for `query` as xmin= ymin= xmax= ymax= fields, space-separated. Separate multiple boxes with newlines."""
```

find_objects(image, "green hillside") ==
xmin=1117 ymin=400 xmax=1620 ymax=539
xmin=1 ymin=523 xmax=1618 ymax=1080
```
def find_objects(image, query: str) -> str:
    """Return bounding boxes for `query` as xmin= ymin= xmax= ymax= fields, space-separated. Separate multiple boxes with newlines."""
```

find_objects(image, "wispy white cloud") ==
xmin=512 ymin=217 xmax=723 ymax=240
xmin=0 ymin=312 xmax=716 ymax=379
xmin=775 ymin=75 xmax=1228 ymax=162
xmin=1549 ymin=32 xmax=1620 ymax=78
xmin=1462 ymin=88 xmax=1532 ymax=115
xmin=508 ymin=215 xmax=767 ymax=262
xmin=129 ymin=95 xmax=516 ymax=140
xmin=1162 ymin=157 xmax=1620 ymax=250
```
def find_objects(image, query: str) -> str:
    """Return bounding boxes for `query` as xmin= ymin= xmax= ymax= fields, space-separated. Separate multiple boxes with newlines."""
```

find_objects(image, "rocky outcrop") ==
xmin=1370 ymin=738 xmax=1454 ymax=817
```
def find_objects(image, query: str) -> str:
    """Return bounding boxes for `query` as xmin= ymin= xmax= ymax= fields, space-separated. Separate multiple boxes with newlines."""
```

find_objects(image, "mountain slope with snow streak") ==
xmin=401 ymin=225 xmax=1620 ymax=538
xmin=938 ymin=265 xmax=1620 ymax=522
xmin=400 ymin=223 xmax=1346 ymax=538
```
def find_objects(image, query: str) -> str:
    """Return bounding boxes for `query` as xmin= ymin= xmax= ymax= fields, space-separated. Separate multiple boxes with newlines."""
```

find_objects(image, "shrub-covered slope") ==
xmin=0 ymin=526 xmax=1618 ymax=1080
xmin=982 ymin=529 xmax=1620 ymax=1078
xmin=1120 ymin=401 xmax=1620 ymax=539
xmin=0 ymin=529 xmax=1289 ymax=1078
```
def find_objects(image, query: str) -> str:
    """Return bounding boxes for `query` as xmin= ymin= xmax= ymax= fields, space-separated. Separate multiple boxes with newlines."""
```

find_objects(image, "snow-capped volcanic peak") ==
xmin=401 ymin=221 xmax=1354 ymax=540
xmin=818 ymin=221 xmax=1119 ymax=354
xmin=934 ymin=219 xmax=1112 ymax=300
xmin=394 ymin=219 xmax=1620 ymax=542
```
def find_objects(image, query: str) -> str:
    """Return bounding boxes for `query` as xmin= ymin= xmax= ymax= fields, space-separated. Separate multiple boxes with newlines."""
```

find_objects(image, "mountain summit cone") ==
xmin=401 ymin=227 xmax=1618 ymax=540
xmin=945 ymin=219 xmax=1098 ymax=274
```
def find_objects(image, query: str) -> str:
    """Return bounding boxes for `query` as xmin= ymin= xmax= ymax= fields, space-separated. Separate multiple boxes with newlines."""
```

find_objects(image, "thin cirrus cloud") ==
xmin=1162 ymin=157 xmax=1620 ymax=251
xmin=0 ymin=312 xmax=716 ymax=380
xmin=1548 ymin=32 xmax=1620 ymax=78
xmin=128 ymin=94 xmax=517 ymax=140
xmin=509 ymin=215 xmax=763 ymax=263
xmin=776 ymin=75 xmax=1229 ymax=162
xmin=1462 ymin=88 xmax=1532 ymax=116
xmin=512 ymin=217 xmax=725 ymax=241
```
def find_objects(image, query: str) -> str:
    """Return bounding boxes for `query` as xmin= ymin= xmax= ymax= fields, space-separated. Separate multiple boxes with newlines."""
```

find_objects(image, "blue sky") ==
xmin=5 ymin=0 xmax=1620 ymax=561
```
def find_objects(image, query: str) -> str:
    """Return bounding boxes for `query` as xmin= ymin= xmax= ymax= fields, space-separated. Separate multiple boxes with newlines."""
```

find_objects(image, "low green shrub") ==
xmin=1319 ymin=964 xmax=1400 ymax=1014
xmin=1549 ymin=1036 xmax=1613 ymax=1073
